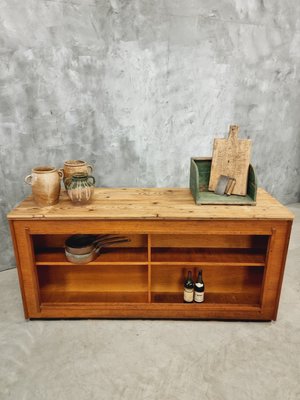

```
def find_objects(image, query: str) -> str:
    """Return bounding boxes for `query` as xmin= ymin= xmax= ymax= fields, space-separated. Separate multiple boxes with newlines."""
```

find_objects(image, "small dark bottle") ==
xmin=184 ymin=270 xmax=194 ymax=303
xmin=194 ymin=270 xmax=204 ymax=303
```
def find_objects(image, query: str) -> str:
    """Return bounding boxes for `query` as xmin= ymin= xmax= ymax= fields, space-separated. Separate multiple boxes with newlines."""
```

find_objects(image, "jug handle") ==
xmin=24 ymin=175 xmax=32 ymax=185
xmin=58 ymin=169 xmax=64 ymax=179
xmin=64 ymin=177 xmax=72 ymax=187
xmin=87 ymin=165 xmax=93 ymax=174
xmin=87 ymin=176 xmax=95 ymax=185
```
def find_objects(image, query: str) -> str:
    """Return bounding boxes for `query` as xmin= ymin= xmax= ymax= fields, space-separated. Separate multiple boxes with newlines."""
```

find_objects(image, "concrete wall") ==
xmin=1 ymin=0 xmax=300 ymax=270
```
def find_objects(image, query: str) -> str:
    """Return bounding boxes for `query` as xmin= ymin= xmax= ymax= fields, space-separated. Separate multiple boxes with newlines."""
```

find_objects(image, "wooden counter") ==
xmin=8 ymin=188 xmax=293 ymax=320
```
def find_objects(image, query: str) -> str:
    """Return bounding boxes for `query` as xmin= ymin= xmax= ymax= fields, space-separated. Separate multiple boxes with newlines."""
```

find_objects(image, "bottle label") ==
xmin=194 ymin=291 xmax=204 ymax=303
xmin=184 ymin=288 xmax=194 ymax=302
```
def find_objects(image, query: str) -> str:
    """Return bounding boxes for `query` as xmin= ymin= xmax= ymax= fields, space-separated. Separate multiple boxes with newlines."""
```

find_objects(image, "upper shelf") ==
xmin=35 ymin=248 xmax=265 ymax=267
xmin=151 ymin=248 xmax=266 ymax=266
xmin=36 ymin=248 xmax=148 ymax=265
xmin=7 ymin=188 xmax=294 ymax=221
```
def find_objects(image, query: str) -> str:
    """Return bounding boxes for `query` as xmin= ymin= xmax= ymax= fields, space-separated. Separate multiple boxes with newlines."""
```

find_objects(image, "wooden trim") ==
xmin=11 ymin=219 xmax=276 ymax=235
xmin=148 ymin=234 xmax=152 ymax=303
xmin=25 ymin=227 xmax=41 ymax=313
xmin=259 ymin=229 xmax=276 ymax=308
xmin=272 ymin=221 xmax=293 ymax=320
xmin=34 ymin=303 xmax=268 ymax=320
xmin=9 ymin=221 xmax=29 ymax=319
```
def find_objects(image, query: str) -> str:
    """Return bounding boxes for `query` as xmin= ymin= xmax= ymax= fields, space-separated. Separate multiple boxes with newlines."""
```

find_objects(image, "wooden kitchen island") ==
xmin=7 ymin=188 xmax=293 ymax=320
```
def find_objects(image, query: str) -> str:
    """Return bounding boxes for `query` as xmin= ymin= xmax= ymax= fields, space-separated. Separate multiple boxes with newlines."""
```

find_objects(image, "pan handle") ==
xmin=94 ymin=238 xmax=130 ymax=254
xmin=92 ymin=235 xmax=125 ymax=245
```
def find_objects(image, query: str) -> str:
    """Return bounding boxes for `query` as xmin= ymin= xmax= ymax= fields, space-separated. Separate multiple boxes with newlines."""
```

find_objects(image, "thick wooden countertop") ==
xmin=7 ymin=188 xmax=294 ymax=221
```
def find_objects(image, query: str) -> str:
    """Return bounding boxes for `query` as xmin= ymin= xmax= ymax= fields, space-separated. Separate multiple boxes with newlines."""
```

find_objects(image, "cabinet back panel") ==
xmin=151 ymin=265 xmax=264 ymax=293
xmin=33 ymin=234 xmax=147 ymax=250
xmin=151 ymin=234 xmax=269 ymax=249
xmin=37 ymin=265 xmax=148 ymax=292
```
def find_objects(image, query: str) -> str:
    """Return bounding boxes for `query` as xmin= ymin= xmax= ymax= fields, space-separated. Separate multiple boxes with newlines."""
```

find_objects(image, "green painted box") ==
xmin=190 ymin=157 xmax=257 ymax=205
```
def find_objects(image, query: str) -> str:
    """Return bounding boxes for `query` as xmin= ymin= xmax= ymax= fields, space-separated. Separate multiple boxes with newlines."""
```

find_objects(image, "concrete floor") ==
xmin=1 ymin=205 xmax=299 ymax=400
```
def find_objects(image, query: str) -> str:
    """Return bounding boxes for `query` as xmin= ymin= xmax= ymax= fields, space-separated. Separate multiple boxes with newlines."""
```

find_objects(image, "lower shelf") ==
xmin=39 ymin=289 xmax=260 ymax=307
xmin=40 ymin=289 xmax=148 ymax=304
xmin=37 ymin=264 xmax=263 ymax=307
xmin=151 ymin=291 xmax=261 ymax=306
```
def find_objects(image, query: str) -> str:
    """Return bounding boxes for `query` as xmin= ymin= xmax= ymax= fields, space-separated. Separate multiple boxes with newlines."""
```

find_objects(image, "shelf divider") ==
xmin=148 ymin=234 xmax=152 ymax=303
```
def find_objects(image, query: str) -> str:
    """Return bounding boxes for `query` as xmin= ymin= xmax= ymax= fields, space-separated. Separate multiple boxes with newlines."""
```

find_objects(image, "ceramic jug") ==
xmin=25 ymin=166 xmax=63 ymax=207
xmin=60 ymin=160 xmax=93 ymax=188
xmin=64 ymin=173 xmax=95 ymax=204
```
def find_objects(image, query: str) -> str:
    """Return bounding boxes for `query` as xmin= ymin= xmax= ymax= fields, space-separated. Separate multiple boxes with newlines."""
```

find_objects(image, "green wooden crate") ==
xmin=190 ymin=157 xmax=257 ymax=205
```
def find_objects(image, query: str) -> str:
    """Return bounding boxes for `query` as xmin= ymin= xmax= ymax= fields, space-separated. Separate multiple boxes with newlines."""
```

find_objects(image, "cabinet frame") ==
xmin=9 ymin=217 xmax=292 ymax=321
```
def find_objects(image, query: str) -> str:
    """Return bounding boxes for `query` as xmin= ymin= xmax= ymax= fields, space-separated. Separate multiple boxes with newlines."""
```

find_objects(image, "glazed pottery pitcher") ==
xmin=65 ymin=173 xmax=95 ymax=204
xmin=25 ymin=166 xmax=63 ymax=207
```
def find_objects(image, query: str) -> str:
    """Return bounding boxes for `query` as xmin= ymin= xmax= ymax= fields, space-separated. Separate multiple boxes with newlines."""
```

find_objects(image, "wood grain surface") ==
xmin=7 ymin=187 xmax=294 ymax=221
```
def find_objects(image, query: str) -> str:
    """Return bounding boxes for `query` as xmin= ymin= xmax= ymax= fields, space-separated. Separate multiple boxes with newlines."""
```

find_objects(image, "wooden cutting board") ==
xmin=208 ymin=125 xmax=252 ymax=196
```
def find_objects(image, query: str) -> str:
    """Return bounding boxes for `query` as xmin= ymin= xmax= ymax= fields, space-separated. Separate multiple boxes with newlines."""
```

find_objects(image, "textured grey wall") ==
xmin=1 ymin=0 xmax=300 ymax=270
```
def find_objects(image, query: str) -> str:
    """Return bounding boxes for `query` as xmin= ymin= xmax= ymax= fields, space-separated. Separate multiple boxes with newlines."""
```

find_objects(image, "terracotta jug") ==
xmin=25 ymin=166 xmax=63 ymax=207
xmin=60 ymin=160 xmax=93 ymax=187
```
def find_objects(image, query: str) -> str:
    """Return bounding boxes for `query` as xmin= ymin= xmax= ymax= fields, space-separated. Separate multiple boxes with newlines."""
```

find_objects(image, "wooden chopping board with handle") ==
xmin=208 ymin=125 xmax=252 ymax=196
